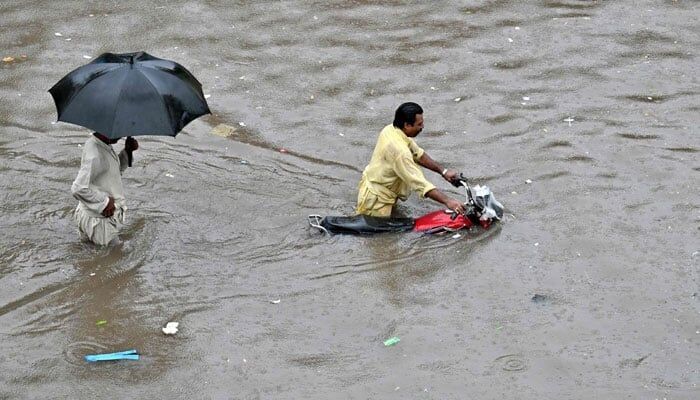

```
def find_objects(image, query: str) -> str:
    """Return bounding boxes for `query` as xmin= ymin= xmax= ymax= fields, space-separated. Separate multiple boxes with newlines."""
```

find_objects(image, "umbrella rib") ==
xmin=135 ymin=68 xmax=174 ymax=135
xmin=109 ymin=70 xmax=132 ymax=136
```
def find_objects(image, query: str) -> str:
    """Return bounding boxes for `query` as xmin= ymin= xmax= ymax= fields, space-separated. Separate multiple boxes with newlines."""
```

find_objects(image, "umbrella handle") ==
xmin=127 ymin=136 xmax=133 ymax=167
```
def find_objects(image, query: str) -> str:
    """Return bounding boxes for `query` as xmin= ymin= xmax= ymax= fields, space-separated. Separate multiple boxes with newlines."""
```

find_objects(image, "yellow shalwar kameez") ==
xmin=356 ymin=124 xmax=436 ymax=217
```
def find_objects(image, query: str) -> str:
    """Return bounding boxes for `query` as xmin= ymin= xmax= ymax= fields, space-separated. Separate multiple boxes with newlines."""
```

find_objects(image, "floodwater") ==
xmin=1 ymin=1 xmax=698 ymax=398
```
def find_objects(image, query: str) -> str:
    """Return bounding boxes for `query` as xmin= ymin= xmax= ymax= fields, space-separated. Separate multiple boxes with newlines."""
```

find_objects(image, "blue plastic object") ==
xmin=84 ymin=349 xmax=139 ymax=362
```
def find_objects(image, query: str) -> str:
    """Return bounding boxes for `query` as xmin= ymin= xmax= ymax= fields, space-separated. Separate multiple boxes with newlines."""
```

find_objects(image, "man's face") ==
xmin=404 ymin=114 xmax=424 ymax=137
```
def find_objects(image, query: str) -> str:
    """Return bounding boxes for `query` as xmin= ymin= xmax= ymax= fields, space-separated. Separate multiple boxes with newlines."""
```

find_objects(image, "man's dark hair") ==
xmin=393 ymin=102 xmax=423 ymax=128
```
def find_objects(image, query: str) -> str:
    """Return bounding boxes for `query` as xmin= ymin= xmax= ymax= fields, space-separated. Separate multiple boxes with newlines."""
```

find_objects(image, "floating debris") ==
xmin=165 ymin=173 xmax=174 ymax=178
xmin=54 ymin=32 xmax=63 ymax=37
xmin=383 ymin=337 xmax=400 ymax=346
xmin=162 ymin=322 xmax=179 ymax=335
xmin=454 ymin=97 xmax=462 ymax=102
xmin=525 ymin=179 xmax=532 ymax=184
xmin=531 ymin=294 xmax=547 ymax=304
xmin=85 ymin=349 xmax=139 ymax=362
xmin=452 ymin=233 xmax=461 ymax=239
xmin=238 ymin=122 xmax=246 ymax=127
xmin=82 ymin=55 xmax=91 ymax=59
xmin=563 ymin=117 xmax=575 ymax=126
xmin=270 ymin=299 xmax=281 ymax=304
xmin=210 ymin=123 xmax=237 ymax=137
xmin=507 ymin=37 xmax=514 ymax=43
xmin=96 ymin=320 xmax=107 ymax=326
xmin=619 ymin=354 xmax=650 ymax=368
xmin=279 ymin=148 xmax=288 ymax=153
xmin=3 ymin=56 xmax=15 ymax=63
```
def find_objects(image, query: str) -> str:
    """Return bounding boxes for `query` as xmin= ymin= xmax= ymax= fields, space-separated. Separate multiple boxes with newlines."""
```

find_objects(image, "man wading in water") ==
xmin=356 ymin=102 xmax=465 ymax=217
xmin=71 ymin=133 xmax=138 ymax=246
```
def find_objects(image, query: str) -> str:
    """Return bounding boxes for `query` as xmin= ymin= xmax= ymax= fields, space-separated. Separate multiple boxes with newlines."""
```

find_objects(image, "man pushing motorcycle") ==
xmin=356 ymin=102 xmax=466 ymax=217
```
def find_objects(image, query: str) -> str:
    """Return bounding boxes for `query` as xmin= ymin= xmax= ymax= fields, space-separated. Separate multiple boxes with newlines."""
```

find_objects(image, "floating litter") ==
xmin=454 ymin=97 xmax=461 ymax=102
xmin=210 ymin=123 xmax=237 ymax=137
xmin=96 ymin=320 xmax=107 ymax=326
xmin=82 ymin=55 xmax=91 ymax=59
xmin=54 ymin=32 xmax=63 ymax=37
xmin=162 ymin=322 xmax=179 ymax=335
xmin=270 ymin=299 xmax=281 ymax=304
xmin=525 ymin=179 xmax=532 ymax=184
xmin=165 ymin=173 xmax=174 ymax=178
xmin=383 ymin=337 xmax=400 ymax=346
xmin=85 ymin=349 xmax=139 ymax=362
xmin=452 ymin=233 xmax=461 ymax=239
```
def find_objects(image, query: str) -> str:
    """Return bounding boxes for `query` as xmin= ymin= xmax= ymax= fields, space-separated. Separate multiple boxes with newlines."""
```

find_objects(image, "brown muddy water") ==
xmin=1 ymin=1 xmax=698 ymax=399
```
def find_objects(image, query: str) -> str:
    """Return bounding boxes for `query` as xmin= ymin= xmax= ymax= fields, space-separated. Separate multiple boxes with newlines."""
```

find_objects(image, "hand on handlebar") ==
xmin=445 ymin=198 xmax=466 ymax=216
xmin=443 ymin=170 xmax=466 ymax=188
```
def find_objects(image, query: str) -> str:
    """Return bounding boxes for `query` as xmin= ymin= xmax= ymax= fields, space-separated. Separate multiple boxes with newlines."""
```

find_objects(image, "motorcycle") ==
xmin=308 ymin=174 xmax=503 ymax=235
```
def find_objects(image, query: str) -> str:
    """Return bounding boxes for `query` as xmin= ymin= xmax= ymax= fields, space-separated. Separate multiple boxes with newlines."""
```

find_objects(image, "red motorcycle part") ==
xmin=413 ymin=210 xmax=473 ymax=232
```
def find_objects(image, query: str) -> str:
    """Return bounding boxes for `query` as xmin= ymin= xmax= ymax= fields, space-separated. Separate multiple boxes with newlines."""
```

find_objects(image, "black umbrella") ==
xmin=49 ymin=51 xmax=210 ymax=139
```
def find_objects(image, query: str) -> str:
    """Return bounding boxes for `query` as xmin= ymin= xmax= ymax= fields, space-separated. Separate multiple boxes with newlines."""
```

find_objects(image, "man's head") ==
xmin=393 ymin=102 xmax=424 ymax=137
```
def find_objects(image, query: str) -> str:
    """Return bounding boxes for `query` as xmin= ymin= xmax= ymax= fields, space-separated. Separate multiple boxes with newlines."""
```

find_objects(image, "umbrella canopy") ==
xmin=49 ymin=51 xmax=210 ymax=139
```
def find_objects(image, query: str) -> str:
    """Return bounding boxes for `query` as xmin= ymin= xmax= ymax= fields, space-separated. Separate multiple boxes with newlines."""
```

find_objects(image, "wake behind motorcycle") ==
xmin=308 ymin=174 xmax=503 ymax=235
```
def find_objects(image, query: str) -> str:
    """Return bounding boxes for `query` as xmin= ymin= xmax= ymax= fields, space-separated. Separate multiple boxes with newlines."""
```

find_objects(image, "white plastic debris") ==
xmin=239 ymin=122 xmax=246 ymax=127
xmin=564 ymin=117 xmax=574 ymax=126
xmin=165 ymin=173 xmax=174 ymax=178
xmin=162 ymin=321 xmax=179 ymax=335
xmin=452 ymin=233 xmax=461 ymax=239
xmin=204 ymin=94 xmax=211 ymax=99
xmin=89 ymin=272 xmax=96 ymax=276
xmin=525 ymin=179 xmax=532 ymax=184
xmin=54 ymin=32 xmax=63 ymax=37
xmin=270 ymin=299 xmax=281 ymax=304
xmin=522 ymin=96 xmax=530 ymax=101
xmin=507 ymin=38 xmax=513 ymax=43
xmin=534 ymin=242 xmax=539 ymax=247
xmin=82 ymin=55 xmax=91 ymax=59
xmin=511 ymin=191 xmax=518 ymax=195
xmin=454 ymin=97 xmax=461 ymax=102
xmin=65 ymin=38 xmax=72 ymax=41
